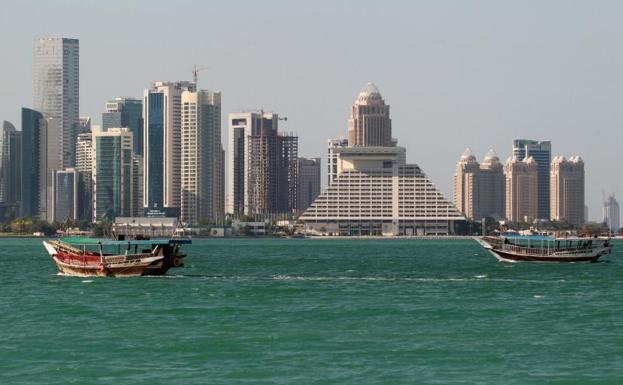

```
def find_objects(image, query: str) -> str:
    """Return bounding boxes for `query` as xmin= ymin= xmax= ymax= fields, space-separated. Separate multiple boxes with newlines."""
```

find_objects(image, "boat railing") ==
xmin=498 ymin=242 xmax=606 ymax=256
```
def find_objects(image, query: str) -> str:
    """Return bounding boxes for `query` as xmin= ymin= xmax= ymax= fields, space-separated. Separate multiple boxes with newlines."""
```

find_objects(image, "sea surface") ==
xmin=1 ymin=237 xmax=622 ymax=384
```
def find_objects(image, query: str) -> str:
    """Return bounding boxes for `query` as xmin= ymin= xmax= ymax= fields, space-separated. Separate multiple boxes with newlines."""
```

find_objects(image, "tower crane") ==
xmin=191 ymin=65 xmax=210 ymax=84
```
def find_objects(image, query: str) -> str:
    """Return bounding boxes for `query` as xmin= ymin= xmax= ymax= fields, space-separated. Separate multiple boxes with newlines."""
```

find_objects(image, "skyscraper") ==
xmin=453 ymin=149 xmax=480 ymax=220
xmin=53 ymin=168 xmax=78 ymax=222
xmin=20 ymin=108 xmax=60 ymax=220
xmin=0 ymin=121 xmax=22 ymax=208
xmin=327 ymin=138 xmax=348 ymax=186
xmin=33 ymin=37 xmax=79 ymax=169
xmin=143 ymin=81 xmax=195 ymax=214
xmin=297 ymin=157 xmax=321 ymax=214
xmin=92 ymin=128 xmax=134 ymax=220
xmin=512 ymin=139 xmax=551 ymax=219
xmin=603 ymin=194 xmax=620 ymax=232
xmin=348 ymin=83 xmax=394 ymax=147
xmin=550 ymin=155 xmax=585 ymax=225
xmin=75 ymin=132 xmax=93 ymax=173
xmin=102 ymin=97 xmax=143 ymax=155
xmin=504 ymin=156 xmax=538 ymax=222
xmin=227 ymin=111 xmax=298 ymax=217
xmin=479 ymin=150 xmax=505 ymax=219
xmin=453 ymin=149 xmax=505 ymax=221
xmin=180 ymin=89 xmax=223 ymax=225
xmin=77 ymin=116 xmax=91 ymax=135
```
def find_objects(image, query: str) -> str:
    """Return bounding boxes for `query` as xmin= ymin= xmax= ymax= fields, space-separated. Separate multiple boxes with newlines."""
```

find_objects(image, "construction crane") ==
xmin=191 ymin=65 xmax=209 ymax=84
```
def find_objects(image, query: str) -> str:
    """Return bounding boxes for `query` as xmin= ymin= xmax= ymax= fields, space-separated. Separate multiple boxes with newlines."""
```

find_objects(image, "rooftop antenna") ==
xmin=191 ymin=65 xmax=210 ymax=84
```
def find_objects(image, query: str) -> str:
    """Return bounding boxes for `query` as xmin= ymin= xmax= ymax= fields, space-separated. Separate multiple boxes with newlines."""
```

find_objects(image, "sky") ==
xmin=1 ymin=0 xmax=622 ymax=220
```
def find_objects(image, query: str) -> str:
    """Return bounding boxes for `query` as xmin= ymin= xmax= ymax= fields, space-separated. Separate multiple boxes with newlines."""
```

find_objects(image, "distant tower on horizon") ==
xmin=603 ymin=194 xmax=620 ymax=231
xmin=504 ymin=156 xmax=538 ymax=222
xmin=347 ymin=83 xmax=394 ymax=147
xmin=33 ymin=37 xmax=79 ymax=169
xmin=550 ymin=155 xmax=585 ymax=225
xmin=512 ymin=139 xmax=551 ymax=220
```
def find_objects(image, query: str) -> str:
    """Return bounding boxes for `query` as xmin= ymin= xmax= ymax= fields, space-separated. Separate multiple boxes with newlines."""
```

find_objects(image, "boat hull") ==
xmin=45 ymin=240 xmax=166 ymax=277
xmin=53 ymin=256 xmax=162 ymax=277
xmin=488 ymin=249 xmax=604 ymax=263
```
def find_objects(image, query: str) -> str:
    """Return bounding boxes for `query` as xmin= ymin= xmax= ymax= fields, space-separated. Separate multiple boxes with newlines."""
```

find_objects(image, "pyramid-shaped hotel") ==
xmin=299 ymin=83 xmax=464 ymax=236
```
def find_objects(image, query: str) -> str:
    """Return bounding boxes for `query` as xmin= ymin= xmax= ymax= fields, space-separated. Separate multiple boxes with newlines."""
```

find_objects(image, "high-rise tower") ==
xmin=504 ymin=156 xmax=538 ymax=222
xmin=103 ymin=97 xmax=143 ymax=156
xmin=92 ymin=128 xmax=134 ymax=220
xmin=453 ymin=149 xmax=480 ymax=220
xmin=0 ymin=121 xmax=21 ymax=207
xmin=33 ymin=37 xmax=79 ymax=169
xmin=347 ymin=83 xmax=393 ymax=147
xmin=512 ymin=139 xmax=551 ymax=219
xmin=143 ymin=81 xmax=195 ymax=214
xmin=20 ymin=108 xmax=60 ymax=220
xmin=603 ymin=194 xmax=620 ymax=232
xmin=180 ymin=90 xmax=223 ymax=225
xmin=550 ymin=155 xmax=585 ymax=225
xmin=227 ymin=112 xmax=298 ymax=217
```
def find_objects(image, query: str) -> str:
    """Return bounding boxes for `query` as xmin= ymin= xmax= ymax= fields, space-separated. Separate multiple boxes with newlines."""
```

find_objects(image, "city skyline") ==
xmin=1 ymin=1 xmax=622 ymax=220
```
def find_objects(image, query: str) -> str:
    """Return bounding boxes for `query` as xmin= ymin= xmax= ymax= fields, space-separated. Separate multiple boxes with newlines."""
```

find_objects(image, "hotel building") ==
xmin=300 ymin=84 xmax=464 ymax=236
xmin=550 ymin=155 xmax=585 ymax=225
xmin=504 ymin=156 xmax=538 ymax=222
xmin=453 ymin=149 xmax=505 ymax=220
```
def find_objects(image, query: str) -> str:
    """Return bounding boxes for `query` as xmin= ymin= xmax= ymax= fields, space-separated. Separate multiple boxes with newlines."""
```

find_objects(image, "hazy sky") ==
xmin=1 ymin=0 xmax=622 ymax=220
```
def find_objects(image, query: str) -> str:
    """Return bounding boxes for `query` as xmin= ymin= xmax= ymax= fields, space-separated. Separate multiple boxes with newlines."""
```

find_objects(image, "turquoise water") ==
xmin=1 ymin=238 xmax=622 ymax=384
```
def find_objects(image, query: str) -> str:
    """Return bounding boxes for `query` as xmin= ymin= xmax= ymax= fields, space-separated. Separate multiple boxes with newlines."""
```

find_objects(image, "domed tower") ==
xmin=347 ymin=82 xmax=393 ymax=147
xmin=551 ymin=155 xmax=585 ymax=225
xmin=504 ymin=155 xmax=538 ymax=222
xmin=453 ymin=148 xmax=481 ymax=219
xmin=478 ymin=149 xmax=505 ymax=219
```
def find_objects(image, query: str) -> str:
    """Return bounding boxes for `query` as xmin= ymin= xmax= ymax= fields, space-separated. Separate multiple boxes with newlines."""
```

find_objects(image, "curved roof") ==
xmin=460 ymin=148 xmax=477 ymax=162
xmin=356 ymin=82 xmax=385 ymax=105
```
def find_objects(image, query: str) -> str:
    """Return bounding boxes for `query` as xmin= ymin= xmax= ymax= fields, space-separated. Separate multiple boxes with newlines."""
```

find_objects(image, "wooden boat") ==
xmin=43 ymin=237 xmax=191 ymax=277
xmin=476 ymin=235 xmax=612 ymax=263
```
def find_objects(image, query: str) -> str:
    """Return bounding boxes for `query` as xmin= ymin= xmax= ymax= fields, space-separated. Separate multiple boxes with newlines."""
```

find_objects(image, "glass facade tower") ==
xmin=93 ymin=129 xmax=133 ymax=220
xmin=512 ymin=139 xmax=551 ymax=220
xmin=102 ymin=97 xmax=143 ymax=156
xmin=33 ymin=37 xmax=79 ymax=169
